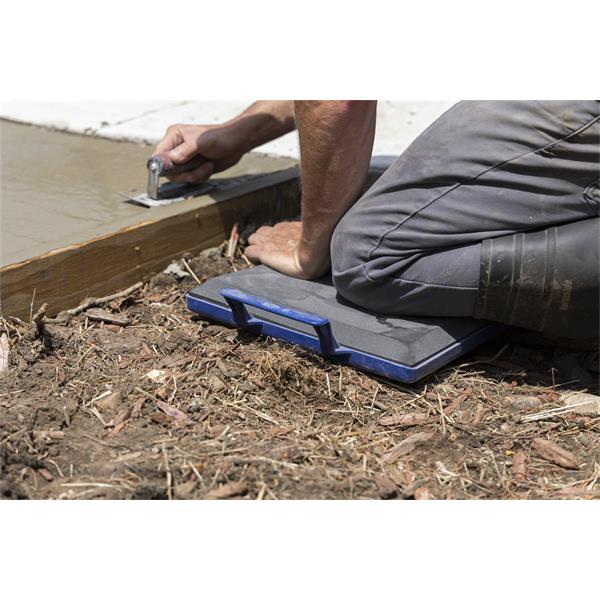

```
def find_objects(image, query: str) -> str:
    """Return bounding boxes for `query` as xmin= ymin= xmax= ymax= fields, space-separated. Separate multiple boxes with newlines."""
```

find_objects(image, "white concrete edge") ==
xmin=0 ymin=101 xmax=457 ymax=160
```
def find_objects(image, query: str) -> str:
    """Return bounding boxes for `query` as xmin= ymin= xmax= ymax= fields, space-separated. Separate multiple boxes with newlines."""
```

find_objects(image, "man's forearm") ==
xmin=294 ymin=100 xmax=377 ymax=273
xmin=243 ymin=100 xmax=377 ymax=280
xmin=224 ymin=100 xmax=296 ymax=153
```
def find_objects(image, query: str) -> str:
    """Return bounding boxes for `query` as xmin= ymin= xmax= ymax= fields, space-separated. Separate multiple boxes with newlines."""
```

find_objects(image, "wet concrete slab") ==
xmin=0 ymin=120 xmax=297 ymax=268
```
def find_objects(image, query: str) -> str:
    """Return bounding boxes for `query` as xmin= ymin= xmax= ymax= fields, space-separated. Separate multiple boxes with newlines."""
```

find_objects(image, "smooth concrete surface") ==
xmin=0 ymin=101 xmax=456 ymax=158
xmin=0 ymin=120 xmax=296 ymax=267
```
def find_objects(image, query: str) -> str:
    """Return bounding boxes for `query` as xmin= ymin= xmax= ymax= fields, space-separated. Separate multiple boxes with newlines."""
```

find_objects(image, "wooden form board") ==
xmin=1 ymin=169 xmax=301 ymax=321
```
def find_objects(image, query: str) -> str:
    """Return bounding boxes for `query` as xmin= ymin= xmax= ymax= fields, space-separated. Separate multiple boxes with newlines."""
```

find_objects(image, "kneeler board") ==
xmin=186 ymin=266 xmax=504 ymax=383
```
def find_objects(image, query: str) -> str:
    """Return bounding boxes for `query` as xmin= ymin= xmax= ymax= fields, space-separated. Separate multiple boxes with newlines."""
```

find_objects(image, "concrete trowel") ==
xmin=128 ymin=153 xmax=217 ymax=207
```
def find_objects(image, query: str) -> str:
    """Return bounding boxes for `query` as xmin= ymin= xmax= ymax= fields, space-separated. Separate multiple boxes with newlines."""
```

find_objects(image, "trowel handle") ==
xmin=147 ymin=153 xmax=207 ymax=176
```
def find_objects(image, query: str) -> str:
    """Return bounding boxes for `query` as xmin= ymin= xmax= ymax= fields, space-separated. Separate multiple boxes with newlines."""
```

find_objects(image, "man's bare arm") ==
xmin=154 ymin=100 xmax=295 ymax=183
xmin=231 ymin=100 xmax=296 ymax=154
xmin=246 ymin=100 xmax=377 ymax=278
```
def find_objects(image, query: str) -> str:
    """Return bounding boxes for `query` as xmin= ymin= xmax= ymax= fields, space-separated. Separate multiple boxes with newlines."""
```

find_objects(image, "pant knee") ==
xmin=330 ymin=208 xmax=371 ymax=307
xmin=331 ymin=206 xmax=480 ymax=317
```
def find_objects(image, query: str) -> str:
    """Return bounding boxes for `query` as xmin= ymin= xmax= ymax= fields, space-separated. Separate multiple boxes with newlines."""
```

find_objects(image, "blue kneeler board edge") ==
xmin=186 ymin=266 xmax=505 ymax=384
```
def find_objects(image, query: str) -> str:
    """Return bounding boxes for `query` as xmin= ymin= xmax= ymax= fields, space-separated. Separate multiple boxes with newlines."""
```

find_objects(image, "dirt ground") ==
xmin=1 ymin=241 xmax=599 ymax=500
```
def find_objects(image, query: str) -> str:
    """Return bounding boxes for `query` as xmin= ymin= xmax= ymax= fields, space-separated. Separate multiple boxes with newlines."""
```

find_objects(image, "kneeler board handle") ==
xmin=219 ymin=288 xmax=340 ymax=356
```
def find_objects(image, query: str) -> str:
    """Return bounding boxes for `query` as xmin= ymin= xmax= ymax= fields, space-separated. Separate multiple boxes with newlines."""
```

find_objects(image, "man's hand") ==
xmin=153 ymin=101 xmax=296 ymax=184
xmin=153 ymin=123 xmax=244 ymax=183
xmin=245 ymin=222 xmax=330 ymax=279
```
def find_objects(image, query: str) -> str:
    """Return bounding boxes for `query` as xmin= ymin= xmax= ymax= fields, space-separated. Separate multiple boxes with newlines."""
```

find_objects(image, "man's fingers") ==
xmin=254 ymin=225 xmax=274 ymax=236
xmin=247 ymin=226 xmax=274 ymax=245
xmin=244 ymin=243 xmax=262 ymax=264
xmin=166 ymin=161 xmax=215 ymax=183
xmin=153 ymin=128 xmax=183 ymax=155
xmin=153 ymin=128 xmax=199 ymax=164
xmin=273 ymin=221 xmax=302 ymax=232
xmin=244 ymin=242 xmax=304 ymax=278
xmin=165 ymin=139 xmax=202 ymax=164
xmin=244 ymin=241 xmax=279 ymax=264
xmin=248 ymin=231 xmax=290 ymax=245
xmin=248 ymin=223 xmax=302 ymax=245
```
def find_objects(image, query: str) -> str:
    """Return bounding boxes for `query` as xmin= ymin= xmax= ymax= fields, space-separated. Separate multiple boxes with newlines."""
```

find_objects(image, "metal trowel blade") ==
xmin=127 ymin=181 xmax=216 ymax=208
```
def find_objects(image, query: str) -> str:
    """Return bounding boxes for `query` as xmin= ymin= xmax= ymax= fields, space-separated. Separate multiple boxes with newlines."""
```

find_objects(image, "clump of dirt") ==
xmin=1 ymin=242 xmax=598 ymax=500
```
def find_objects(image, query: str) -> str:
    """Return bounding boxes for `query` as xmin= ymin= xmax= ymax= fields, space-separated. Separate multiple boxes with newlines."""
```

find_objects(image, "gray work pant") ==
xmin=331 ymin=100 xmax=600 ymax=317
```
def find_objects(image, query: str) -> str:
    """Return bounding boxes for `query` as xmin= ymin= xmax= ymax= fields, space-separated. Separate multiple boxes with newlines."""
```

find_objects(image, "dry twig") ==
xmin=85 ymin=308 xmax=130 ymax=327
xmin=379 ymin=413 xmax=433 ymax=427
xmin=511 ymin=451 xmax=528 ymax=481
xmin=522 ymin=402 xmax=597 ymax=422
xmin=205 ymin=480 xmax=248 ymax=500
xmin=0 ymin=333 xmax=10 ymax=374
xmin=226 ymin=223 xmax=239 ymax=259
xmin=531 ymin=438 xmax=579 ymax=470
xmin=54 ymin=282 xmax=143 ymax=322
xmin=181 ymin=258 xmax=201 ymax=284
xmin=382 ymin=432 xmax=434 ymax=464
xmin=31 ymin=302 xmax=48 ymax=330
xmin=156 ymin=399 xmax=190 ymax=423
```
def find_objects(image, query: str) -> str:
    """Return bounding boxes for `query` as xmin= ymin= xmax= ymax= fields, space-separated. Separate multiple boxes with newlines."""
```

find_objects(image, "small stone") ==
xmin=95 ymin=390 xmax=123 ymax=413
xmin=155 ymin=383 xmax=172 ymax=400
xmin=187 ymin=396 xmax=204 ymax=413
xmin=237 ymin=380 xmax=257 ymax=393
xmin=505 ymin=395 xmax=543 ymax=411
xmin=209 ymin=375 xmax=226 ymax=392
xmin=38 ymin=468 xmax=54 ymax=482
xmin=163 ymin=261 xmax=188 ymax=279
xmin=146 ymin=369 xmax=169 ymax=384
xmin=217 ymin=361 xmax=242 ymax=378
xmin=385 ymin=465 xmax=409 ymax=488
xmin=375 ymin=475 xmax=398 ymax=499
xmin=271 ymin=445 xmax=308 ymax=462
xmin=202 ymin=325 xmax=226 ymax=337
xmin=414 ymin=486 xmax=433 ymax=500
xmin=561 ymin=392 xmax=600 ymax=416
xmin=149 ymin=272 xmax=176 ymax=290
xmin=175 ymin=479 xmax=197 ymax=499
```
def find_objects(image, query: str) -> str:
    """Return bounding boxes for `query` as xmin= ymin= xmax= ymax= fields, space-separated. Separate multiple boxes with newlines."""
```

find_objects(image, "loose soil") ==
xmin=1 ymin=242 xmax=598 ymax=500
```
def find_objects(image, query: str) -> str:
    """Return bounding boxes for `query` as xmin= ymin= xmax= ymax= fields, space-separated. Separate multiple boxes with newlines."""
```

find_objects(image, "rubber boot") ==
xmin=474 ymin=218 xmax=599 ymax=340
